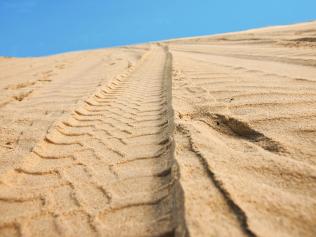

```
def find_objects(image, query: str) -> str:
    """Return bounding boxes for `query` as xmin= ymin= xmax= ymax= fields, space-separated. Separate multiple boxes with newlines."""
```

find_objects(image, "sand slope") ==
xmin=0 ymin=21 xmax=316 ymax=236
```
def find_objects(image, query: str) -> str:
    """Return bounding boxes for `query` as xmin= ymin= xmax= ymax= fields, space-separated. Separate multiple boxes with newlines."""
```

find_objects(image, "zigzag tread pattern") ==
xmin=0 ymin=46 xmax=183 ymax=237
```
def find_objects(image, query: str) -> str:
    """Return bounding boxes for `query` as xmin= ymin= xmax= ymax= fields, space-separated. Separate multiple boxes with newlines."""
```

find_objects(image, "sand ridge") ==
xmin=0 ymin=21 xmax=316 ymax=236
xmin=169 ymin=21 xmax=316 ymax=237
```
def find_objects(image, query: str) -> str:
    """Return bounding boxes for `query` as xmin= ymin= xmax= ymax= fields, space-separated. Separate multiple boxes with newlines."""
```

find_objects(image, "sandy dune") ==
xmin=0 ymin=21 xmax=316 ymax=236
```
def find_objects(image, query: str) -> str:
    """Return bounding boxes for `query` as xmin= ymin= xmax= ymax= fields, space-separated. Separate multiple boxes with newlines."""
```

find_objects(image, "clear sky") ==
xmin=1 ymin=0 xmax=315 ymax=57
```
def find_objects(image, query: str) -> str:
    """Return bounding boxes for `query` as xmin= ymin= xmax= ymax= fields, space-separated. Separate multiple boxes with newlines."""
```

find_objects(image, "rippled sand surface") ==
xmin=0 ymin=21 xmax=315 ymax=237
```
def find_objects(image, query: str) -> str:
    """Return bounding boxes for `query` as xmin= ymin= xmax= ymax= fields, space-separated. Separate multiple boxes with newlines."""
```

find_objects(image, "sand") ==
xmin=0 ymin=21 xmax=315 ymax=237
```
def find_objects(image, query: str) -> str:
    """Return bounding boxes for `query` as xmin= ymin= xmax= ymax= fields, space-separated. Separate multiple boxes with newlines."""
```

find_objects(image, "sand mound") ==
xmin=0 ymin=21 xmax=316 ymax=236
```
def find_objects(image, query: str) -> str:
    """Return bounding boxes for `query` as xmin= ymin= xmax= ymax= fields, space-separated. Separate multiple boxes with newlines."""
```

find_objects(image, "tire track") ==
xmin=0 ymin=46 xmax=185 ymax=237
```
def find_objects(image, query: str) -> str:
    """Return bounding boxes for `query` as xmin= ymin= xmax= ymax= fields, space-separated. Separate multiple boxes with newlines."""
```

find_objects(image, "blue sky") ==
xmin=0 ymin=0 xmax=315 ymax=57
